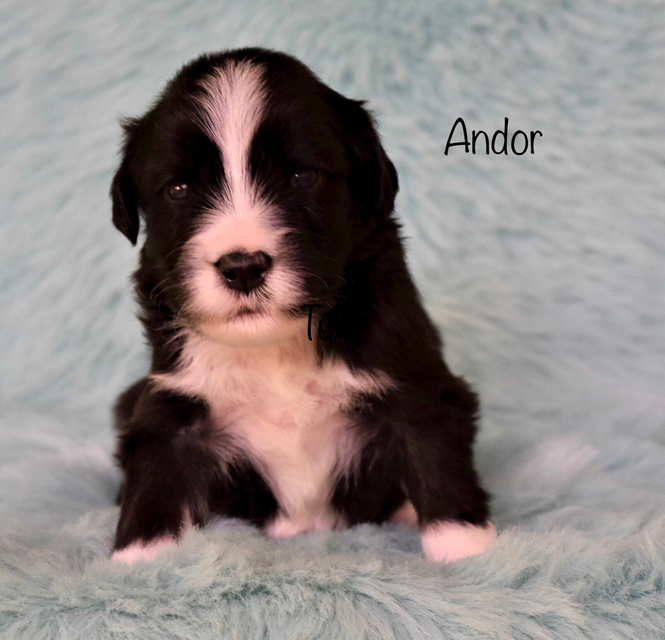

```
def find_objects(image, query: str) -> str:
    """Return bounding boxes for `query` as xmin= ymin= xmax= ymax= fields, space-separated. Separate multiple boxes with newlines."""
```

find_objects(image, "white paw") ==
xmin=264 ymin=511 xmax=345 ymax=539
xmin=389 ymin=500 xmax=419 ymax=526
xmin=421 ymin=521 xmax=496 ymax=563
xmin=111 ymin=537 xmax=175 ymax=564
xmin=264 ymin=514 xmax=304 ymax=539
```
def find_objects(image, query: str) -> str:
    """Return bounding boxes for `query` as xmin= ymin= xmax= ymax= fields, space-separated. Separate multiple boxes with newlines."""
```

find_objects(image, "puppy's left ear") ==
xmin=110 ymin=119 xmax=140 ymax=245
xmin=343 ymin=99 xmax=399 ymax=218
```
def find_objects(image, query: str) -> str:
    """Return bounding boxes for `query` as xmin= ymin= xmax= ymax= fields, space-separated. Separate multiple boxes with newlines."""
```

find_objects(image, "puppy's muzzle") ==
xmin=215 ymin=251 xmax=273 ymax=295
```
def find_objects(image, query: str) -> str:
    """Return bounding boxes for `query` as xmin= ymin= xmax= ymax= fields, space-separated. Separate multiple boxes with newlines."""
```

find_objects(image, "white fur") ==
xmin=197 ymin=60 xmax=265 ymax=199
xmin=152 ymin=328 xmax=394 ymax=533
xmin=421 ymin=521 xmax=496 ymax=563
xmin=183 ymin=60 xmax=304 ymax=344
xmin=112 ymin=537 xmax=175 ymax=564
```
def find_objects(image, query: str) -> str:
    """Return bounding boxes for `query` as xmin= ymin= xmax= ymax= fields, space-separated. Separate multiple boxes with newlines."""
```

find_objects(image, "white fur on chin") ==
xmin=421 ymin=521 xmax=496 ymax=563
xmin=111 ymin=537 xmax=175 ymax=564
xmin=197 ymin=312 xmax=305 ymax=348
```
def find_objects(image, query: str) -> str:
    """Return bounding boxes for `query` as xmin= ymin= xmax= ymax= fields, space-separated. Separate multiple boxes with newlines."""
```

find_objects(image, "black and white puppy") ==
xmin=110 ymin=48 xmax=495 ymax=564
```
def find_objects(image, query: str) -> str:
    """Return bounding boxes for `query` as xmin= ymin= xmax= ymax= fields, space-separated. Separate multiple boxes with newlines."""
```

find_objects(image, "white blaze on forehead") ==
xmin=197 ymin=60 xmax=267 ymax=226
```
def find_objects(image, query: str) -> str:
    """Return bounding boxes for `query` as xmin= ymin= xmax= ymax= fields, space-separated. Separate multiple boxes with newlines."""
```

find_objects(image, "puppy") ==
xmin=110 ymin=48 xmax=495 ymax=564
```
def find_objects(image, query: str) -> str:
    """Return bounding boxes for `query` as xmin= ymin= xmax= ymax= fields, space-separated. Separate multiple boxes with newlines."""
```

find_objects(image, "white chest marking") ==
xmin=152 ymin=330 xmax=394 ymax=531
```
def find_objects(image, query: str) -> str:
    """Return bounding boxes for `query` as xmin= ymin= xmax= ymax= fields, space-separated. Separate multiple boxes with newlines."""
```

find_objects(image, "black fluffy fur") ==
xmin=111 ymin=48 xmax=490 ymax=552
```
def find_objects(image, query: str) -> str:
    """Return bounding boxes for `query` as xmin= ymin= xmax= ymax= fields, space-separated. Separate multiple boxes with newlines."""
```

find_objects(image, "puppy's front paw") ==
xmin=264 ymin=511 xmax=344 ymax=539
xmin=421 ymin=521 xmax=496 ymax=563
xmin=388 ymin=500 xmax=419 ymax=526
xmin=111 ymin=537 xmax=175 ymax=564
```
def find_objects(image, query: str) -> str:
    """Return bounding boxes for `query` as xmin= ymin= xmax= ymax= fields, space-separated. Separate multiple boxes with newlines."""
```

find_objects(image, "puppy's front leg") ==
xmin=401 ymin=380 xmax=496 ymax=563
xmin=112 ymin=390 xmax=218 ymax=564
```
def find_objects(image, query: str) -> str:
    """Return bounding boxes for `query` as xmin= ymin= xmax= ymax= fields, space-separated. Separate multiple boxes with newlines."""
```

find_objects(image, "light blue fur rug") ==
xmin=1 ymin=0 xmax=664 ymax=637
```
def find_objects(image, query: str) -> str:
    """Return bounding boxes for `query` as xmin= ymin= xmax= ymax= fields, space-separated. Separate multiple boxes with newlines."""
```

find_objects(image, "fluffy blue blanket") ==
xmin=1 ymin=0 xmax=664 ymax=637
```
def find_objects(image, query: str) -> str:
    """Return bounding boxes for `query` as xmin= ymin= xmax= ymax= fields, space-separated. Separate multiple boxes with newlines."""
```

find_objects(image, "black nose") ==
xmin=214 ymin=251 xmax=273 ymax=294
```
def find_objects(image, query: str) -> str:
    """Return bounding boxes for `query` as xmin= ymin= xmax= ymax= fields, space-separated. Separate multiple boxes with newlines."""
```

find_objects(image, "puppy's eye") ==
xmin=291 ymin=169 xmax=319 ymax=189
xmin=168 ymin=183 xmax=189 ymax=200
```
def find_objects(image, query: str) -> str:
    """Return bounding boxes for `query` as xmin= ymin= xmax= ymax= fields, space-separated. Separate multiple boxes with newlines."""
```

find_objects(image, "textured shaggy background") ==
xmin=1 ymin=0 xmax=665 ymax=638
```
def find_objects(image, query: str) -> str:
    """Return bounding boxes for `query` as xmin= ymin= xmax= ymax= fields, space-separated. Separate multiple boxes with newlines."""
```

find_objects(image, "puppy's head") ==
xmin=111 ymin=48 xmax=398 ymax=347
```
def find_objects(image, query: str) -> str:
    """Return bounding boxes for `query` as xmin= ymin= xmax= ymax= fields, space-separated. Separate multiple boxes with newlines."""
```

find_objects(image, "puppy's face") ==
xmin=111 ymin=50 xmax=397 ymax=347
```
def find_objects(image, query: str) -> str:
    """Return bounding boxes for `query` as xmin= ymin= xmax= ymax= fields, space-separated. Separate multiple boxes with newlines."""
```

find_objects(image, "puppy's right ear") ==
xmin=110 ymin=119 xmax=140 ymax=245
